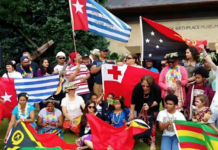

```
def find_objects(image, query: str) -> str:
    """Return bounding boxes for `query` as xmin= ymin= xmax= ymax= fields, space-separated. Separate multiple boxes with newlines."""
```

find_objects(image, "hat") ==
xmin=100 ymin=48 xmax=108 ymax=51
xmin=43 ymin=96 xmax=60 ymax=104
xmin=18 ymin=92 xmax=29 ymax=100
xmin=64 ymin=83 xmax=78 ymax=91
xmin=90 ymin=49 xmax=100 ymax=55
xmin=83 ymin=54 xmax=89 ymax=59
xmin=56 ymin=51 xmax=66 ymax=58
xmin=20 ymin=56 xmax=29 ymax=62
xmin=164 ymin=52 xmax=178 ymax=59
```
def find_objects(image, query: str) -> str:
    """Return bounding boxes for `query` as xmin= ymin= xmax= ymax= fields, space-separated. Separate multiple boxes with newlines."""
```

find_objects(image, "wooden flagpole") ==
xmin=68 ymin=0 xmax=77 ymax=53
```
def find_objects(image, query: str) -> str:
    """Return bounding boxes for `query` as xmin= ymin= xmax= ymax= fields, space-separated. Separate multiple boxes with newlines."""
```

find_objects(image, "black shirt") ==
xmin=131 ymin=83 xmax=161 ymax=114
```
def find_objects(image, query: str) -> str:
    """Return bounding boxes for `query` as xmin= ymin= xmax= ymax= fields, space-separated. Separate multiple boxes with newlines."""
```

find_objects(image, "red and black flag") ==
xmin=5 ymin=122 xmax=77 ymax=150
xmin=140 ymin=17 xmax=207 ymax=60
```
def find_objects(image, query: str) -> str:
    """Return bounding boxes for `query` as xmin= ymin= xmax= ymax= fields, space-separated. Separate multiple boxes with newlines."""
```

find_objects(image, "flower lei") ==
xmin=99 ymin=57 xmax=116 ymax=63
xmin=46 ymin=107 xmax=56 ymax=123
xmin=20 ymin=65 xmax=33 ymax=78
xmin=18 ymin=103 xmax=29 ymax=119
xmin=169 ymin=65 xmax=179 ymax=82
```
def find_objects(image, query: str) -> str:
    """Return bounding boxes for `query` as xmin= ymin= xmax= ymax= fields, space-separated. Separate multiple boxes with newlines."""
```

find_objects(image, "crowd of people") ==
xmin=1 ymin=43 xmax=218 ymax=150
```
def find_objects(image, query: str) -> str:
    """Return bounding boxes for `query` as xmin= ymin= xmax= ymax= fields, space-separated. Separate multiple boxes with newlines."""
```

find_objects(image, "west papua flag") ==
xmin=69 ymin=0 xmax=131 ymax=42
xmin=140 ymin=17 xmax=207 ymax=60
xmin=102 ymin=64 xmax=159 ymax=107
xmin=87 ymin=114 xmax=149 ymax=150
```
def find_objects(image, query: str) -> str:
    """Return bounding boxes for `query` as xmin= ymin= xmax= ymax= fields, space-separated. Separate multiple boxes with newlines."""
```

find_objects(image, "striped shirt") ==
xmin=67 ymin=63 xmax=90 ymax=95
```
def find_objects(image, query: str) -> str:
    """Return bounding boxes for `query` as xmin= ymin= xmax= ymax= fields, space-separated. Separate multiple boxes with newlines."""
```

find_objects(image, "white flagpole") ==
xmin=68 ymin=0 xmax=77 ymax=53
xmin=139 ymin=16 xmax=144 ymax=66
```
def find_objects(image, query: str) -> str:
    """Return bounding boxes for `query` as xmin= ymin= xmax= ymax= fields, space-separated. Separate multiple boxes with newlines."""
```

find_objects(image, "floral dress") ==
xmin=192 ymin=107 xmax=212 ymax=122
xmin=165 ymin=67 xmax=184 ymax=111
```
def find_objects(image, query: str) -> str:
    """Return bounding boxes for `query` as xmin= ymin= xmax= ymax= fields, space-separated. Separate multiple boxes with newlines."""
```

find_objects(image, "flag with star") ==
xmin=102 ymin=64 xmax=159 ymax=107
xmin=69 ymin=0 xmax=131 ymax=42
xmin=140 ymin=17 xmax=207 ymax=60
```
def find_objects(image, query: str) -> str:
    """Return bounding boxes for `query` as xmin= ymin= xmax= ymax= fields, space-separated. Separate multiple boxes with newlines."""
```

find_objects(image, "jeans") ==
xmin=161 ymin=135 xmax=179 ymax=150
xmin=80 ymin=93 xmax=91 ymax=103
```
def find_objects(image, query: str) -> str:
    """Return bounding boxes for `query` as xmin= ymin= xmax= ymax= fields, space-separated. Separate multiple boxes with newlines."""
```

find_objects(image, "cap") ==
xmin=100 ymin=48 xmax=108 ymax=51
xmin=83 ymin=54 xmax=89 ymax=59
xmin=56 ymin=51 xmax=66 ymax=58
xmin=20 ymin=56 xmax=29 ymax=62
xmin=90 ymin=49 xmax=100 ymax=55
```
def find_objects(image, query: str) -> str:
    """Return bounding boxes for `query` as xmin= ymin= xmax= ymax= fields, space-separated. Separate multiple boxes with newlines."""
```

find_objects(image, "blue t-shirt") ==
xmin=146 ymin=67 xmax=159 ymax=73
xmin=92 ymin=59 xmax=115 ymax=84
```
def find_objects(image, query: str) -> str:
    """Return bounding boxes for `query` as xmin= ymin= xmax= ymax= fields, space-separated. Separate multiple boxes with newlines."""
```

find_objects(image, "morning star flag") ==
xmin=5 ymin=122 xmax=77 ymax=150
xmin=0 ymin=75 xmax=59 ymax=119
xmin=69 ymin=0 xmax=131 ymax=42
xmin=140 ymin=17 xmax=207 ymax=60
xmin=174 ymin=120 xmax=218 ymax=150
xmin=87 ymin=114 xmax=149 ymax=150
xmin=102 ymin=64 xmax=159 ymax=107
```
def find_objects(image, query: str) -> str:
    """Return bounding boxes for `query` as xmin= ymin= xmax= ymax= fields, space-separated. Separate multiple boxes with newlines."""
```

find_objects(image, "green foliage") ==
xmin=0 ymin=0 xmax=109 ymax=68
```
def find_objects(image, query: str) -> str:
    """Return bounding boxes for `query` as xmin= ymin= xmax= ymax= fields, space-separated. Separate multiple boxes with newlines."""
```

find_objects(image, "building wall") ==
xmin=108 ymin=17 xmax=218 ymax=54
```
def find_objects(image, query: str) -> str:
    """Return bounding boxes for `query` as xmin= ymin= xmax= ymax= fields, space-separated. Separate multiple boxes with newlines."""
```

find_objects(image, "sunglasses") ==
xmin=126 ymin=57 xmax=133 ymax=60
xmin=88 ymin=106 xmax=95 ymax=109
xmin=58 ymin=57 xmax=65 ymax=60
xmin=167 ymin=61 xmax=175 ymax=64
xmin=142 ymin=85 xmax=150 ymax=88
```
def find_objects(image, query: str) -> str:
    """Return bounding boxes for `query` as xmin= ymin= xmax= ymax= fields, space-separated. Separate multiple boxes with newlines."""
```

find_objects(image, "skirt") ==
xmin=62 ymin=115 xmax=82 ymax=136
xmin=77 ymin=134 xmax=92 ymax=147
xmin=38 ymin=127 xmax=64 ymax=139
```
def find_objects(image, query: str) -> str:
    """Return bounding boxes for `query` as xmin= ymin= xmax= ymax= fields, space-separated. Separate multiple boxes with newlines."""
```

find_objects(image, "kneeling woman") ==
xmin=4 ymin=93 xmax=36 ymax=143
xmin=38 ymin=97 xmax=63 ymax=139
xmin=106 ymin=96 xmax=130 ymax=127
xmin=77 ymin=100 xmax=102 ymax=150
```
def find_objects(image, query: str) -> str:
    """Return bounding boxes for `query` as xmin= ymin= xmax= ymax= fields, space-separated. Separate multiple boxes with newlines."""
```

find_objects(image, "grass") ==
xmin=0 ymin=105 xmax=164 ymax=150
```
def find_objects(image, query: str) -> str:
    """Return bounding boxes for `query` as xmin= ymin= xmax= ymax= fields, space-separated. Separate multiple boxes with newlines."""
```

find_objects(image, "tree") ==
xmin=0 ymin=0 xmax=109 ymax=74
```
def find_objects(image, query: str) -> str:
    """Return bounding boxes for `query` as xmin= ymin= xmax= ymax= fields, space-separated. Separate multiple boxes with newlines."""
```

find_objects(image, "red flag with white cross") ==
xmin=102 ymin=64 xmax=159 ymax=107
xmin=0 ymin=77 xmax=18 ymax=119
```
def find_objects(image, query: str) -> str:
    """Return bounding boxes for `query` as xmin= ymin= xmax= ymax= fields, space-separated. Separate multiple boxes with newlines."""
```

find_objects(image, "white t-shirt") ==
xmin=2 ymin=71 xmax=22 ymax=78
xmin=54 ymin=64 xmax=69 ymax=90
xmin=157 ymin=109 xmax=186 ymax=137
xmin=61 ymin=94 xmax=84 ymax=120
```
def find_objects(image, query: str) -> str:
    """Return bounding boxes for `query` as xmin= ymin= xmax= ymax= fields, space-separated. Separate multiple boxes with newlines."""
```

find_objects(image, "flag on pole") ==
xmin=0 ymin=75 xmax=59 ymax=119
xmin=174 ymin=120 xmax=218 ymax=150
xmin=140 ymin=17 xmax=207 ymax=60
xmin=87 ymin=114 xmax=149 ymax=150
xmin=5 ymin=122 xmax=77 ymax=150
xmin=102 ymin=64 xmax=159 ymax=107
xmin=69 ymin=0 xmax=131 ymax=42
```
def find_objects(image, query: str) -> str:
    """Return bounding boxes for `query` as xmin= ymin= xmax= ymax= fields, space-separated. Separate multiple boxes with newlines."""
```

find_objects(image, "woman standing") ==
xmin=125 ymin=53 xmax=142 ymax=68
xmin=184 ymin=47 xmax=201 ymax=83
xmin=38 ymin=97 xmax=64 ymax=139
xmin=37 ymin=58 xmax=52 ymax=77
xmin=77 ymin=100 xmax=102 ymax=150
xmin=4 ymin=93 xmax=36 ymax=143
xmin=159 ymin=52 xmax=188 ymax=111
xmin=130 ymin=75 xmax=161 ymax=150
xmin=61 ymin=83 xmax=85 ymax=136
xmin=2 ymin=60 xmax=22 ymax=78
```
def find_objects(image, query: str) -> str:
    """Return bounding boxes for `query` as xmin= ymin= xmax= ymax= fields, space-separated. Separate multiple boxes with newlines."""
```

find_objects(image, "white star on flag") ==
xmin=151 ymin=31 xmax=155 ymax=36
xmin=159 ymin=39 xmax=163 ymax=43
xmin=73 ymin=0 xmax=84 ymax=13
xmin=145 ymin=38 xmax=150 ymax=43
xmin=1 ymin=92 xmax=12 ymax=103
xmin=156 ymin=45 xmax=159 ymax=49
xmin=149 ymin=53 xmax=152 ymax=57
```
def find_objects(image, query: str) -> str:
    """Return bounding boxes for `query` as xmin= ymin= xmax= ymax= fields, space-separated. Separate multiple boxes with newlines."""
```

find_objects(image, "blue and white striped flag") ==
xmin=14 ymin=75 xmax=60 ymax=105
xmin=70 ymin=0 xmax=131 ymax=42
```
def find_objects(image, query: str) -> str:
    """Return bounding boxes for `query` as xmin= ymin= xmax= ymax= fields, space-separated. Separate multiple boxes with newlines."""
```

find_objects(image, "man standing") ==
xmin=67 ymin=52 xmax=91 ymax=102
xmin=22 ymin=52 xmax=39 ymax=71
xmin=145 ymin=60 xmax=159 ymax=73
xmin=83 ymin=54 xmax=94 ymax=93
xmin=91 ymin=48 xmax=115 ymax=97
xmin=89 ymin=49 xmax=100 ymax=64
xmin=16 ymin=56 xmax=38 ymax=78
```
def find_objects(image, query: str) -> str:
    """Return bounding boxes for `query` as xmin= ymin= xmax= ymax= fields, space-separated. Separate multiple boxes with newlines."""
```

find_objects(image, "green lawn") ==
xmin=0 ymin=105 xmax=163 ymax=150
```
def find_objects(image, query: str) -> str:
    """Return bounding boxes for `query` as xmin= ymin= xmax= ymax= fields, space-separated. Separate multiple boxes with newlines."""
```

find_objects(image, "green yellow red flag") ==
xmin=174 ymin=120 xmax=218 ymax=150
